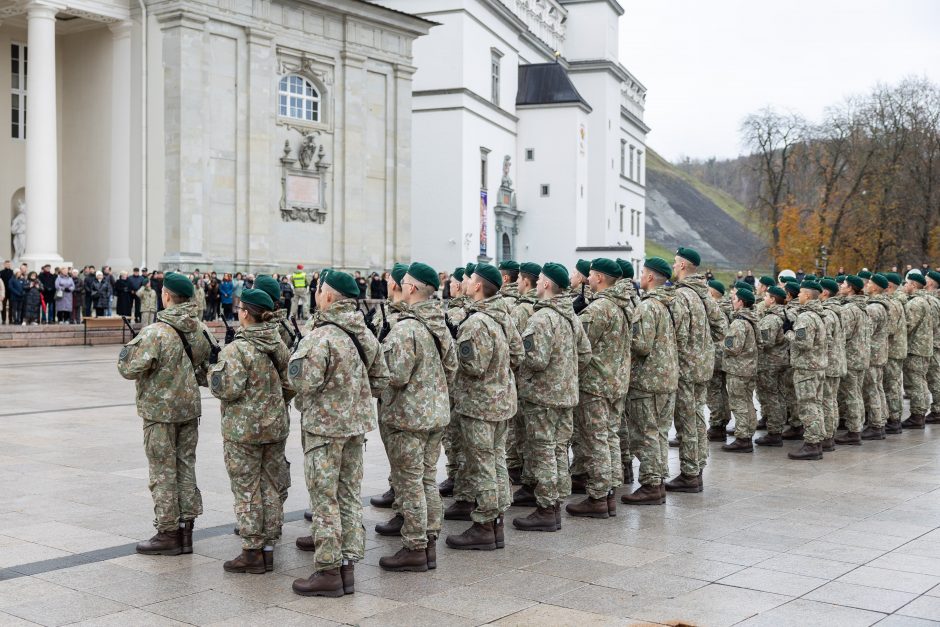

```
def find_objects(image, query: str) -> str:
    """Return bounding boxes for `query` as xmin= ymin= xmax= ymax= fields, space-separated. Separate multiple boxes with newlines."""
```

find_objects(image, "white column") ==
xmin=22 ymin=1 xmax=64 ymax=269
xmin=106 ymin=21 xmax=133 ymax=271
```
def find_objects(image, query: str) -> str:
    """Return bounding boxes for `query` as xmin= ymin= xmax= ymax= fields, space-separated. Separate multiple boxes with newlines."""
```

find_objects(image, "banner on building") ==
xmin=479 ymin=190 xmax=488 ymax=256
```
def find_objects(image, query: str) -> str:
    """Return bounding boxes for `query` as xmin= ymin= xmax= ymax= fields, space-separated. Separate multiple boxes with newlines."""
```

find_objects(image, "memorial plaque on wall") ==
xmin=287 ymin=173 xmax=320 ymax=206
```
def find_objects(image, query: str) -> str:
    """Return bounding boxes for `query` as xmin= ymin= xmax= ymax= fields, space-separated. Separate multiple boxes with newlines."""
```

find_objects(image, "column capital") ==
xmin=154 ymin=9 xmax=208 ymax=31
xmin=108 ymin=19 xmax=134 ymax=37
xmin=24 ymin=1 xmax=65 ymax=19
xmin=393 ymin=63 xmax=417 ymax=79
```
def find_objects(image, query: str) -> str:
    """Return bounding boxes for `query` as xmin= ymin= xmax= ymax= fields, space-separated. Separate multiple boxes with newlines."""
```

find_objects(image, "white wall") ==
xmin=561 ymin=0 xmax=619 ymax=62
xmin=0 ymin=24 xmax=27 ymax=261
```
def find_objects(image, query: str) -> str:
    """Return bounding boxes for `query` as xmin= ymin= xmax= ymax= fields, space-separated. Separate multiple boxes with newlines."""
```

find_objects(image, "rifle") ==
xmin=573 ymin=283 xmax=588 ymax=314
xmin=121 ymin=316 xmax=137 ymax=340
xmin=378 ymin=301 xmax=391 ymax=342
xmin=221 ymin=314 xmax=235 ymax=345
xmin=290 ymin=315 xmax=303 ymax=351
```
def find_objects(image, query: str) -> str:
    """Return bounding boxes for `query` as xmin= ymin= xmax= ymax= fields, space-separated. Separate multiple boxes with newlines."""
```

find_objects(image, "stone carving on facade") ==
xmin=493 ymin=155 xmax=524 ymax=262
xmin=279 ymin=132 xmax=330 ymax=224
xmin=11 ymin=196 xmax=26 ymax=264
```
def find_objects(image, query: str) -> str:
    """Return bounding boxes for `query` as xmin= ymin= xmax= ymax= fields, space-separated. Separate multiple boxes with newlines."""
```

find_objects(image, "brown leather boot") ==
xmin=438 ymin=477 xmax=455 ymax=497
xmin=303 ymin=509 xmax=313 ymax=521
xmin=620 ymin=483 xmax=665 ymax=505
xmin=835 ymin=431 xmax=862 ymax=445
xmin=566 ymin=496 xmax=609 ymax=519
xmin=623 ymin=462 xmax=634 ymax=484
xmin=788 ymin=442 xmax=823 ymax=460
xmin=665 ymin=473 xmax=702 ymax=493
xmin=508 ymin=466 xmax=524 ymax=485
xmin=554 ymin=501 xmax=562 ymax=530
xmin=926 ymin=411 xmax=940 ymax=424
xmin=722 ymin=437 xmax=753 ymax=453
xmin=292 ymin=568 xmax=344 ymax=597
xmin=180 ymin=520 xmax=194 ymax=555
xmin=707 ymin=426 xmax=726 ymax=442
xmin=861 ymin=425 xmax=886 ymax=440
xmin=755 ymin=417 xmax=767 ymax=430
xmin=607 ymin=491 xmax=617 ymax=517
xmin=296 ymin=535 xmax=315 ymax=552
xmin=136 ymin=531 xmax=182 ymax=556
xmin=444 ymin=500 xmax=475 ymax=521
xmin=379 ymin=547 xmax=428 ymax=572
xmin=668 ymin=437 xmax=680 ymax=448
xmin=821 ymin=437 xmax=835 ymax=452
xmin=512 ymin=506 xmax=557 ymax=532
xmin=340 ymin=564 xmax=355 ymax=594
xmin=755 ymin=432 xmax=783 ymax=447
xmin=902 ymin=414 xmax=926 ymax=429
xmin=426 ymin=536 xmax=438 ymax=568
xmin=263 ymin=550 xmax=273 ymax=572
xmin=370 ymin=488 xmax=395 ymax=509
xmin=781 ymin=425 xmax=805 ymax=440
xmin=512 ymin=485 xmax=537 ymax=507
xmin=494 ymin=517 xmax=505 ymax=549
xmin=375 ymin=513 xmax=404 ymax=536
xmin=445 ymin=522 xmax=496 ymax=550
xmin=570 ymin=474 xmax=588 ymax=494
xmin=885 ymin=420 xmax=903 ymax=434
xmin=223 ymin=549 xmax=266 ymax=574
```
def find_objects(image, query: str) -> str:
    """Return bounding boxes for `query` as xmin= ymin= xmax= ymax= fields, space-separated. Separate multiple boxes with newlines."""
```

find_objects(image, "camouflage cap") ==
xmin=324 ymin=271 xmax=361 ymax=299
xmin=255 ymin=275 xmax=281 ymax=304
xmin=474 ymin=263 xmax=502 ymax=289
xmin=616 ymin=258 xmax=635 ymax=279
xmin=591 ymin=258 xmax=622 ymax=279
xmin=707 ymin=279 xmax=726 ymax=295
xmin=164 ymin=272 xmax=194 ymax=298
xmin=644 ymin=257 xmax=672 ymax=279
xmin=542 ymin=262 xmax=571 ymax=290
xmin=870 ymin=273 xmax=889 ymax=289
xmin=240 ymin=287 xmax=274 ymax=311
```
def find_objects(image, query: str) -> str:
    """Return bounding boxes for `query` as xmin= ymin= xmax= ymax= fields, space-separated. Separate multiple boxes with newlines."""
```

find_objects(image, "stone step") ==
xmin=0 ymin=319 xmax=229 ymax=348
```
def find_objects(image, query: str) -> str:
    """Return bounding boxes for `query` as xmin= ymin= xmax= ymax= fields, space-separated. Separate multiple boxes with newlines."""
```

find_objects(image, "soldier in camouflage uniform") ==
xmin=859 ymin=274 xmax=891 ymax=439
xmin=669 ymin=248 xmax=727 ymax=493
xmin=567 ymin=258 xmax=631 ymax=519
xmin=720 ymin=289 xmax=758 ymax=451
xmin=780 ymin=280 xmax=803 ymax=438
xmin=194 ymin=280 xmax=206 ymax=321
xmin=622 ymin=258 xmax=678 ymax=506
xmin=506 ymin=262 xmax=541 ymax=488
xmin=753 ymin=276 xmax=775 ymax=317
xmin=137 ymin=279 xmax=157 ymax=325
xmin=786 ymin=280 xmax=829 ymax=460
xmin=818 ymin=279 xmax=847 ymax=450
xmin=439 ymin=267 xmax=469 ymax=498
xmin=613 ymin=259 xmax=641 ymax=484
xmin=117 ymin=272 xmax=215 ymax=556
xmin=925 ymin=272 xmax=940 ymax=424
xmin=902 ymin=272 xmax=935 ymax=428
xmin=446 ymin=263 xmax=523 ymax=550
xmin=256 ymin=275 xmax=300 ymax=349
xmin=512 ymin=263 xmax=591 ymax=531
xmin=209 ymin=288 xmax=293 ymax=574
xmin=834 ymin=276 xmax=871 ymax=444
xmin=499 ymin=261 xmax=520 ymax=309
xmin=706 ymin=281 xmax=731 ymax=435
xmin=377 ymin=263 xmax=457 ymax=572
xmin=290 ymin=271 xmax=389 ymax=597
xmin=755 ymin=286 xmax=791 ymax=446
xmin=883 ymin=273 xmax=908 ymax=433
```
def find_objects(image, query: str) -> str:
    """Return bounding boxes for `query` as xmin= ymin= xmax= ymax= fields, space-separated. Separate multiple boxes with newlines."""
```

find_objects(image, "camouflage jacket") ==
xmin=510 ymin=288 xmax=538 ymax=334
xmin=787 ymin=300 xmax=828 ymax=372
xmin=117 ymin=301 xmax=215 ymax=423
xmin=713 ymin=296 xmax=733 ymax=370
xmin=499 ymin=282 xmax=520 ymax=310
xmin=631 ymin=286 xmax=679 ymax=395
xmin=518 ymin=294 xmax=591 ymax=408
xmin=672 ymin=275 xmax=727 ymax=383
xmin=137 ymin=286 xmax=157 ymax=313
xmin=453 ymin=295 xmax=523 ymax=421
xmin=615 ymin=278 xmax=642 ymax=311
xmin=928 ymin=291 xmax=940 ymax=350
xmin=195 ymin=287 xmax=206 ymax=316
xmin=209 ymin=322 xmax=292 ymax=444
xmin=866 ymin=295 xmax=891 ymax=367
xmin=839 ymin=295 xmax=871 ymax=370
xmin=446 ymin=295 xmax=470 ymax=327
xmin=906 ymin=291 xmax=935 ymax=357
xmin=380 ymin=299 xmax=457 ymax=431
xmin=374 ymin=300 xmax=408 ymax=334
xmin=886 ymin=292 xmax=908 ymax=360
xmin=289 ymin=300 xmax=389 ymax=437
xmin=820 ymin=300 xmax=848 ymax=377
xmin=721 ymin=309 xmax=758 ymax=377
xmin=578 ymin=287 xmax=633 ymax=399
xmin=757 ymin=304 xmax=790 ymax=370
xmin=272 ymin=308 xmax=297 ymax=348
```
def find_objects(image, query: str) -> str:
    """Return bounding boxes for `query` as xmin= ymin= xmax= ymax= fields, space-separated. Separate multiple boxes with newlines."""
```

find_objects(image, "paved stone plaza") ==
xmin=2 ymin=345 xmax=940 ymax=626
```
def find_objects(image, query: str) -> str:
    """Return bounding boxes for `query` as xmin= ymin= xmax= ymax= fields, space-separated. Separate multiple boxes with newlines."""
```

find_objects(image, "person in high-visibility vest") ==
xmin=291 ymin=265 xmax=308 ymax=319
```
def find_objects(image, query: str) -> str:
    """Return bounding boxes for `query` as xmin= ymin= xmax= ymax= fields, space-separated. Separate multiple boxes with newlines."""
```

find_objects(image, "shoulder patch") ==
xmin=724 ymin=337 xmax=734 ymax=349
xmin=119 ymin=346 xmax=130 ymax=361
xmin=288 ymin=358 xmax=303 ymax=378
xmin=459 ymin=340 xmax=474 ymax=361
xmin=796 ymin=327 xmax=806 ymax=340
xmin=761 ymin=328 xmax=770 ymax=342
xmin=632 ymin=322 xmax=640 ymax=336
xmin=522 ymin=335 xmax=535 ymax=352
xmin=210 ymin=372 xmax=222 ymax=391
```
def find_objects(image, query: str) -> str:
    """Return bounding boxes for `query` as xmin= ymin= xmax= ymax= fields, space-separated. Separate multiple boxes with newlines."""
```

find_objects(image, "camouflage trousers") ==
xmin=822 ymin=376 xmax=841 ymax=439
xmin=573 ymin=393 xmax=622 ymax=499
xmin=378 ymin=421 xmax=395 ymax=505
xmin=904 ymin=354 xmax=931 ymax=415
xmin=385 ymin=427 xmax=444 ymax=550
xmin=838 ymin=369 xmax=866 ymax=432
xmin=303 ymin=433 xmax=365 ymax=571
xmin=929 ymin=351 xmax=940 ymax=413
xmin=628 ymin=391 xmax=675 ymax=486
xmin=707 ymin=368 xmax=731 ymax=428
xmin=793 ymin=369 xmax=825 ymax=445
xmin=616 ymin=396 xmax=631 ymax=467
xmin=727 ymin=375 xmax=756 ymax=438
xmin=442 ymin=410 xmax=473 ymax=501
xmin=522 ymin=402 xmax=574 ymax=509
xmin=505 ymin=409 xmax=526 ymax=473
xmin=459 ymin=415 xmax=511 ymax=523
xmin=141 ymin=311 xmax=155 ymax=325
xmin=783 ymin=367 xmax=801 ymax=427
xmin=864 ymin=365 xmax=887 ymax=428
xmin=756 ymin=367 xmax=786 ymax=434
xmin=143 ymin=419 xmax=203 ymax=533
xmin=674 ymin=378 xmax=708 ymax=476
xmin=223 ymin=439 xmax=287 ymax=550
xmin=884 ymin=358 xmax=904 ymax=423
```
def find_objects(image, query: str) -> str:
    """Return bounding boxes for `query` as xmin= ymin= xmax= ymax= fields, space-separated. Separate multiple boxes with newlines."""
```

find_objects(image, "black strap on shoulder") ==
xmin=280 ymin=319 xmax=296 ymax=345
xmin=400 ymin=314 xmax=446 ymax=362
xmin=164 ymin=323 xmax=197 ymax=371
xmin=317 ymin=321 xmax=368 ymax=367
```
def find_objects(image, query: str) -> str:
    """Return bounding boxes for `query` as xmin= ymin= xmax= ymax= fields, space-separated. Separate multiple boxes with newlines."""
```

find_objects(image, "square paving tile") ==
xmin=875 ymin=615 xmax=940 ymax=627
xmin=205 ymin=606 xmax=339 ymax=626
xmin=898 ymin=595 xmax=940 ymax=621
xmin=466 ymin=569 xmax=586 ymax=602
xmin=804 ymin=581 xmax=918 ymax=613
xmin=593 ymin=567 xmax=708 ymax=597
xmin=736 ymin=598 xmax=886 ymax=626
xmin=69 ymin=607 xmax=191 ymax=626
xmin=142 ymin=590 xmax=267 ymax=625
xmin=629 ymin=583 xmax=791 ymax=627
xmin=718 ymin=566 xmax=829 ymax=596
xmin=575 ymin=542 xmax=671 ymax=567
xmin=521 ymin=556 xmax=629 ymax=583
xmin=416 ymin=587 xmax=536 ymax=622
xmin=281 ymin=591 xmax=403 ymax=623
xmin=755 ymin=553 xmax=857 ymax=580
xmin=4 ymin=589 xmax=128 ymax=627
xmin=487 ymin=603 xmax=627 ymax=625
xmin=837 ymin=566 xmax=940 ymax=594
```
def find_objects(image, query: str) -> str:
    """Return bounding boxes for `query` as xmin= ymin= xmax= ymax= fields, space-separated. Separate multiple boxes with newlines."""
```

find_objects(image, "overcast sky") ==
xmin=618 ymin=0 xmax=940 ymax=162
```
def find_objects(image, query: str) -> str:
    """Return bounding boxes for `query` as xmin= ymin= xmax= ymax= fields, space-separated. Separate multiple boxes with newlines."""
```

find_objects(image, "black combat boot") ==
xmin=755 ymin=432 xmax=783 ymax=447
xmin=438 ymin=477 xmax=455 ymax=497
xmin=444 ymin=500 xmax=475 ymax=521
xmin=861 ymin=425 xmax=886 ymax=440
xmin=512 ymin=485 xmax=537 ymax=507
xmin=180 ymin=520 xmax=194 ymax=555
xmin=721 ymin=437 xmax=753 ymax=453
xmin=788 ymin=442 xmax=823 ymax=460
xmin=370 ymin=487 xmax=395 ymax=509
xmin=375 ymin=513 xmax=404 ymax=536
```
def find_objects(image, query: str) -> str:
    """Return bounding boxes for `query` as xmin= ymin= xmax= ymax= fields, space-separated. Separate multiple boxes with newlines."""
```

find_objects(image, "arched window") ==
xmin=278 ymin=74 xmax=320 ymax=123
xmin=501 ymin=233 xmax=511 ymax=262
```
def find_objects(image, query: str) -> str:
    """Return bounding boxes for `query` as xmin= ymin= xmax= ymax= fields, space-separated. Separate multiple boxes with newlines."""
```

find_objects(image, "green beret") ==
xmin=784 ymin=282 xmax=800 ymax=297
xmin=240 ymin=287 xmax=274 ymax=311
xmin=498 ymin=260 xmax=520 ymax=272
xmin=759 ymin=276 xmax=776 ymax=287
xmin=819 ymin=278 xmax=840 ymax=295
xmin=163 ymin=272 xmax=194 ymax=298
xmin=734 ymin=281 xmax=753 ymax=293
xmin=928 ymin=271 xmax=940 ymax=285
xmin=391 ymin=263 xmax=409 ymax=286
xmin=676 ymin=247 xmax=701 ymax=267
xmin=736 ymin=289 xmax=755 ymax=306
xmin=452 ymin=267 xmax=465 ymax=282
xmin=591 ymin=258 xmax=622 ymax=279
xmin=465 ymin=262 xmax=476 ymax=277
xmin=407 ymin=262 xmax=439 ymax=290
xmin=836 ymin=274 xmax=846 ymax=284
xmin=801 ymin=279 xmax=822 ymax=292
xmin=708 ymin=280 xmax=725 ymax=295
xmin=782 ymin=276 xmax=800 ymax=285
xmin=907 ymin=271 xmax=926 ymax=285
xmin=324 ymin=270 xmax=361 ymax=299
xmin=768 ymin=286 xmax=787 ymax=299
xmin=870 ymin=273 xmax=889 ymax=289
xmin=616 ymin=258 xmax=635 ymax=279
xmin=575 ymin=259 xmax=591 ymax=278
xmin=320 ymin=267 xmax=332 ymax=283
xmin=520 ymin=262 xmax=542 ymax=279
xmin=858 ymin=270 xmax=872 ymax=280
xmin=644 ymin=257 xmax=672 ymax=279
xmin=255 ymin=275 xmax=281 ymax=304
xmin=474 ymin=263 xmax=502 ymax=289
xmin=885 ymin=272 xmax=902 ymax=286
xmin=542 ymin=262 xmax=571 ymax=289
xmin=846 ymin=275 xmax=864 ymax=291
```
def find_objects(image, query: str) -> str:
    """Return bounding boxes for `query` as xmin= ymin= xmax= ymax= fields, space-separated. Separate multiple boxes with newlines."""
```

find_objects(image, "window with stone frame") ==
xmin=11 ymin=43 xmax=27 ymax=140
xmin=490 ymin=48 xmax=502 ymax=105
xmin=278 ymin=74 xmax=320 ymax=123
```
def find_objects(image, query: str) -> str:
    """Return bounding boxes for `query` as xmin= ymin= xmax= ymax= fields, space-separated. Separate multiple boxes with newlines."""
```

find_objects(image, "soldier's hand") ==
xmin=572 ymin=294 xmax=588 ymax=314
xmin=224 ymin=327 xmax=236 ymax=344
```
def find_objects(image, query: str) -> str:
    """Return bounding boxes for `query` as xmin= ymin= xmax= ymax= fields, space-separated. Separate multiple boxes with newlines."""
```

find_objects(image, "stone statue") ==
xmin=501 ymin=155 xmax=512 ymax=187
xmin=298 ymin=134 xmax=316 ymax=170
xmin=11 ymin=197 xmax=26 ymax=264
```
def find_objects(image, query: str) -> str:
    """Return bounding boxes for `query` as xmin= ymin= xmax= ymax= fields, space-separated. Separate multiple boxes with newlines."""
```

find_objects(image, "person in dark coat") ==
xmin=38 ymin=264 xmax=56 ymax=323
xmin=354 ymin=271 xmax=367 ymax=299
xmin=205 ymin=276 xmax=220 ymax=321
xmin=369 ymin=272 xmax=383 ymax=300
xmin=127 ymin=268 xmax=145 ymax=322
xmin=9 ymin=270 xmax=25 ymax=324
xmin=83 ymin=266 xmax=97 ymax=317
xmin=92 ymin=271 xmax=113 ymax=317
xmin=0 ymin=260 xmax=12 ymax=324
xmin=115 ymin=271 xmax=134 ymax=317
xmin=150 ymin=271 xmax=164 ymax=312
xmin=24 ymin=272 xmax=42 ymax=324
xmin=71 ymin=269 xmax=83 ymax=324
